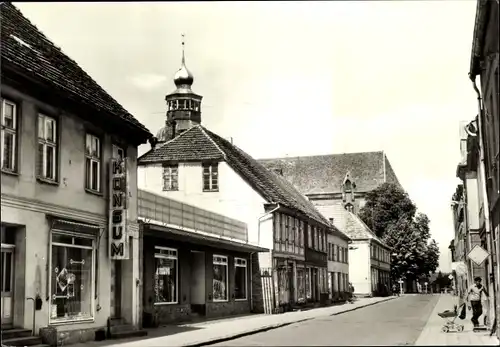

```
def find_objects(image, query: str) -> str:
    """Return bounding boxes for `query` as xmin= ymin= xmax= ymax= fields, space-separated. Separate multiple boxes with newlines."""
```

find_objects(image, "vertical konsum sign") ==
xmin=109 ymin=158 xmax=129 ymax=260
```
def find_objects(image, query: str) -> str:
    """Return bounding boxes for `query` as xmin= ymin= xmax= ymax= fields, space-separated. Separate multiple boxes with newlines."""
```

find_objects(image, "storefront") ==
xmin=141 ymin=222 xmax=266 ymax=327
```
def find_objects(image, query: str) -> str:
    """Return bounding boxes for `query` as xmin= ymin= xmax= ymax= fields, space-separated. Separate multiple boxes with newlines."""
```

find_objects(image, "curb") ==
xmin=184 ymin=297 xmax=398 ymax=347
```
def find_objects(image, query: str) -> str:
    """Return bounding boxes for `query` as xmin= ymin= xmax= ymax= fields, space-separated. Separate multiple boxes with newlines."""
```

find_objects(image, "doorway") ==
xmin=190 ymin=251 xmax=205 ymax=316
xmin=1 ymin=244 xmax=15 ymax=327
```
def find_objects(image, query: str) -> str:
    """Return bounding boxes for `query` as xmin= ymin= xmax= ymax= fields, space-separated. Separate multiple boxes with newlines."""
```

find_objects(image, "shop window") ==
xmin=213 ymin=255 xmax=228 ymax=301
xmin=202 ymin=162 xmax=218 ymax=192
xmin=1 ymin=98 xmax=18 ymax=172
xmin=37 ymin=114 xmax=58 ymax=181
xmin=234 ymin=258 xmax=247 ymax=300
xmin=50 ymin=232 xmax=94 ymax=322
xmin=154 ymin=246 xmax=178 ymax=304
xmin=163 ymin=164 xmax=179 ymax=191
xmin=85 ymin=133 xmax=101 ymax=192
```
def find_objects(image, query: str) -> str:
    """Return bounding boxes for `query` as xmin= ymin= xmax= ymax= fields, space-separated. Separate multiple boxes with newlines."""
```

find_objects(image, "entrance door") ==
xmin=287 ymin=263 xmax=295 ymax=304
xmin=190 ymin=251 xmax=205 ymax=315
xmin=1 ymin=245 xmax=15 ymax=327
xmin=113 ymin=261 xmax=122 ymax=317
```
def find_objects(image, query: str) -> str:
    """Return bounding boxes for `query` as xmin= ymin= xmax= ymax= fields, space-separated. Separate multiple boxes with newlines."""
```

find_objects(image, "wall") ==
xmin=327 ymin=233 xmax=349 ymax=274
xmin=348 ymin=241 xmax=371 ymax=295
xmin=1 ymin=84 xmax=139 ymax=222
xmin=465 ymin=174 xmax=480 ymax=230
xmin=138 ymin=162 xmax=269 ymax=248
xmin=1 ymin=83 xmax=141 ymax=335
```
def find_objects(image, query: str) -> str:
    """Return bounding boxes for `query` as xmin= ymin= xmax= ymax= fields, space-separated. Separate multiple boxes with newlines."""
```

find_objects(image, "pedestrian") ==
xmin=466 ymin=277 xmax=489 ymax=328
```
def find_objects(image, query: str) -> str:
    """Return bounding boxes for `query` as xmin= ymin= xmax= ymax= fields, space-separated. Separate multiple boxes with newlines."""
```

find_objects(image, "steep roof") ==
xmin=0 ymin=3 xmax=151 ymax=140
xmin=258 ymin=151 xmax=401 ymax=195
xmin=138 ymin=125 xmax=332 ymax=227
xmin=330 ymin=206 xmax=388 ymax=248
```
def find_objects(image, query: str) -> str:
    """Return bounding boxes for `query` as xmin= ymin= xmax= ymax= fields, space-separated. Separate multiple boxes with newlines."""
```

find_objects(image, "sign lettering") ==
xmin=109 ymin=158 xmax=129 ymax=260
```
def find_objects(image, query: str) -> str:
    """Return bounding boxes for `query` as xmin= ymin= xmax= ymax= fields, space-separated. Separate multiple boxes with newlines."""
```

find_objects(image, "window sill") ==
xmin=163 ymin=189 xmax=179 ymax=192
xmin=37 ymin=177 xmax=59 ymax=186
xmin=85 ymin=188 xmax=103 ymax=197
xmin=49 ymin=317 xmax=94 ymax=326
xmin=154 ymin=302 xmax=178 ymax=306
xmin=235 ymin=298 xmax=248 ymax=302
xmin=1 ymin=169 xmax=19 ymax=177
xmin=213 ymin=299 xmax=229 ymax=303
xmin=203 ymin=189 xmax=219 ymax=193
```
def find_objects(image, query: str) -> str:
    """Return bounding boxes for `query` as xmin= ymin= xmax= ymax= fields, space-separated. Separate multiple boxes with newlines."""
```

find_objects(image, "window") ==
xmin=154 ymin=246 xmax=178 ymax=304
xmin=37 ymin=114 xmax=57 ymax=181
xmin=307 ymin=225 xmax=312 ymax=249
xmin=1 ymin=99 xmax=17 ymax=172
xmin=234 ymin=258 xmax=247 ymax=300
xmin=213 ymin=255 xmax=228 ymax=301
xmin=50 ymin=232 xmax=94 ymax=322
xmin=344 ymin=180 xmax=352 ymax=192
xmin=163 ymin=165 xmax=179 ymax=191
xmin=85 ymin=134 xmax=101 ymax=192
xmin=202 ymin=162 xmax=218 ymax=191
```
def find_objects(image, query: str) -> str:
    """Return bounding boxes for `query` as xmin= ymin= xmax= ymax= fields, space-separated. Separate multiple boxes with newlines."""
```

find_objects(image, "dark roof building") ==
xmin=139 ymin=125 xmax=335 ymax=228
xmin=257 ymin=151 xmax=401 ymax=196
xmin=0 ymin=2 xmax=152 ymax=144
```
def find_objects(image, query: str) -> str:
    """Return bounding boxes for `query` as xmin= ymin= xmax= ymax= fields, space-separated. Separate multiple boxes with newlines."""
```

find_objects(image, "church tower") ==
xmin=156 ymin=35 xmax=203 ymax=143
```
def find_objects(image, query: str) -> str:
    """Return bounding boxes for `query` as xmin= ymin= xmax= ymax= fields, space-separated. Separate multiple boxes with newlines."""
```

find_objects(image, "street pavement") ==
xmin=414 ymin=294 xmax=499 ymax=346
xmin=210 ymin=294 xmax=500 ymax=346
xmin=210 ymin=294 xmax=438 ymax=346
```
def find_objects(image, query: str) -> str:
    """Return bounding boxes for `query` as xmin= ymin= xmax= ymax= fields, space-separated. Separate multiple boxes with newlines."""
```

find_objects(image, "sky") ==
xmin=15 ymin=1 xmax=480 ymax=273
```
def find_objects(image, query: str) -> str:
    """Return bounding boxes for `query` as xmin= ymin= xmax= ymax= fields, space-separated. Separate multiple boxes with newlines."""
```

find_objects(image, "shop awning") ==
xmin=143 ymin=220 xmax=268 ymax=253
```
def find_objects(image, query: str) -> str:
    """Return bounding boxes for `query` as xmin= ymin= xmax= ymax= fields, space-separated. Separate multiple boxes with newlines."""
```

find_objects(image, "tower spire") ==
xmin=181 ymin=33 xmax=186 ymax=65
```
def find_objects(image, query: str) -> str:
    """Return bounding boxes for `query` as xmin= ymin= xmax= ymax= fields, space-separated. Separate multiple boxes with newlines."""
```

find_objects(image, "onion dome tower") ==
xmin=156 ymin=34 xmax=203 ymax=143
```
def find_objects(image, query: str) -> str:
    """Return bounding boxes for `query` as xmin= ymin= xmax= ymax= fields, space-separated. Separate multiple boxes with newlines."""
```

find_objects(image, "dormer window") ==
xmin=163 ymin=164 xmax=179 ymax=191
xmin=344 ymin=180 xmax=352 ymax=192
xmin=272 ymin=168 xmax=283 ymax=176
xmin=202 ymin=162 xmax=219 ymax=192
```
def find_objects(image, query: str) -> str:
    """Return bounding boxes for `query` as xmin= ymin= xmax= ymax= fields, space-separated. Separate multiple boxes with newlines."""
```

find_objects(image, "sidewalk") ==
xmin=74 ymin=296 xmax=396 ymax=347
xmin=414 ymin=294 xmax=500 ymax=346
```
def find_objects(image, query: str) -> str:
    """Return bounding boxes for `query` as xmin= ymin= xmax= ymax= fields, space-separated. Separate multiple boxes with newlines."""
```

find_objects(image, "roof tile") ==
xmin=258 ymin=152 xmax=401 ymax=195
xmin=139 ymin=125 xmax=332 ymax=227
xmin=0 ymin=3 xmax=151 ymax=138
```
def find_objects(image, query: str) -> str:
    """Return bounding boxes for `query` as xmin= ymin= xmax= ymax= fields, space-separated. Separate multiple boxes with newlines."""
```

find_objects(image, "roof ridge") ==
xmin=258 ymin=151 xmax=385 ymax=162
xmin=199 ymin=126 xmax=227 ymax=160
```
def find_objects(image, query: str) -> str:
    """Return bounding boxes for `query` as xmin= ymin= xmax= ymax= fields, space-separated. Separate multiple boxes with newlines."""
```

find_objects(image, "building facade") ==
xmin=258 ymin=155 xmax=397 ymax=296
xmin=137 ymin=46 xmax=332 ymax=313
xmin=327 ymin=231 xmax=351 ymax=302
xmin=137 ymin=190 xmax=266 ymax=326
xmin=468 ymin=0 xmax=499 ymax=337
xmin=0 ymin=3 xmax=152 ymax=345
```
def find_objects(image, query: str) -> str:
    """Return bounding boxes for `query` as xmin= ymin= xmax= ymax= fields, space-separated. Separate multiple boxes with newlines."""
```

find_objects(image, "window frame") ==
xmin=37 ymin=113 xmax=58 ymax=182
xmin=163 ymin=164 xmax=179 ymax=191
xmin=1 ymin=98 xmax=19 ymax=173
xmin=234 ymin=257 xmax=248 ymax=301
xmin=84 ymin=133 xmax=102 ymax=193
xmin=202 ymin=162 xmax=219 ymax=192
xmin=153 ymin=246 xmax=179 ymax=305
xmin=48 ymin=230 xmax=96 ymax=324
xmin=213 ymin=254 xmax=229 ymax=302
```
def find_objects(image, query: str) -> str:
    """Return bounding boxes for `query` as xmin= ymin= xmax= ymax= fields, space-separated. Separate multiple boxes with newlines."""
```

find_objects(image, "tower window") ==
xmin=202 ymin=162 xmax=219 ymax=192
xmin=345 ymin=203 xmax=354 ymax=213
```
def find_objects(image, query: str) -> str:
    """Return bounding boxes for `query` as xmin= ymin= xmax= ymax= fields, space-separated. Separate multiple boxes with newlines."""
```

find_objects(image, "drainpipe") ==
xmin=470 ymin=75 xmax=497 ymax=329
xmin=250 ymin=251 xmax=256 ymax=312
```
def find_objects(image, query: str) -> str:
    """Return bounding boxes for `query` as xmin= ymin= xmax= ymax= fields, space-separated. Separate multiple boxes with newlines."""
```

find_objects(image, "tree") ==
xmin=358 ymin=183 xmax=416 ymax=238
xmin=359 ymin=183 xmax=440 ymax=283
